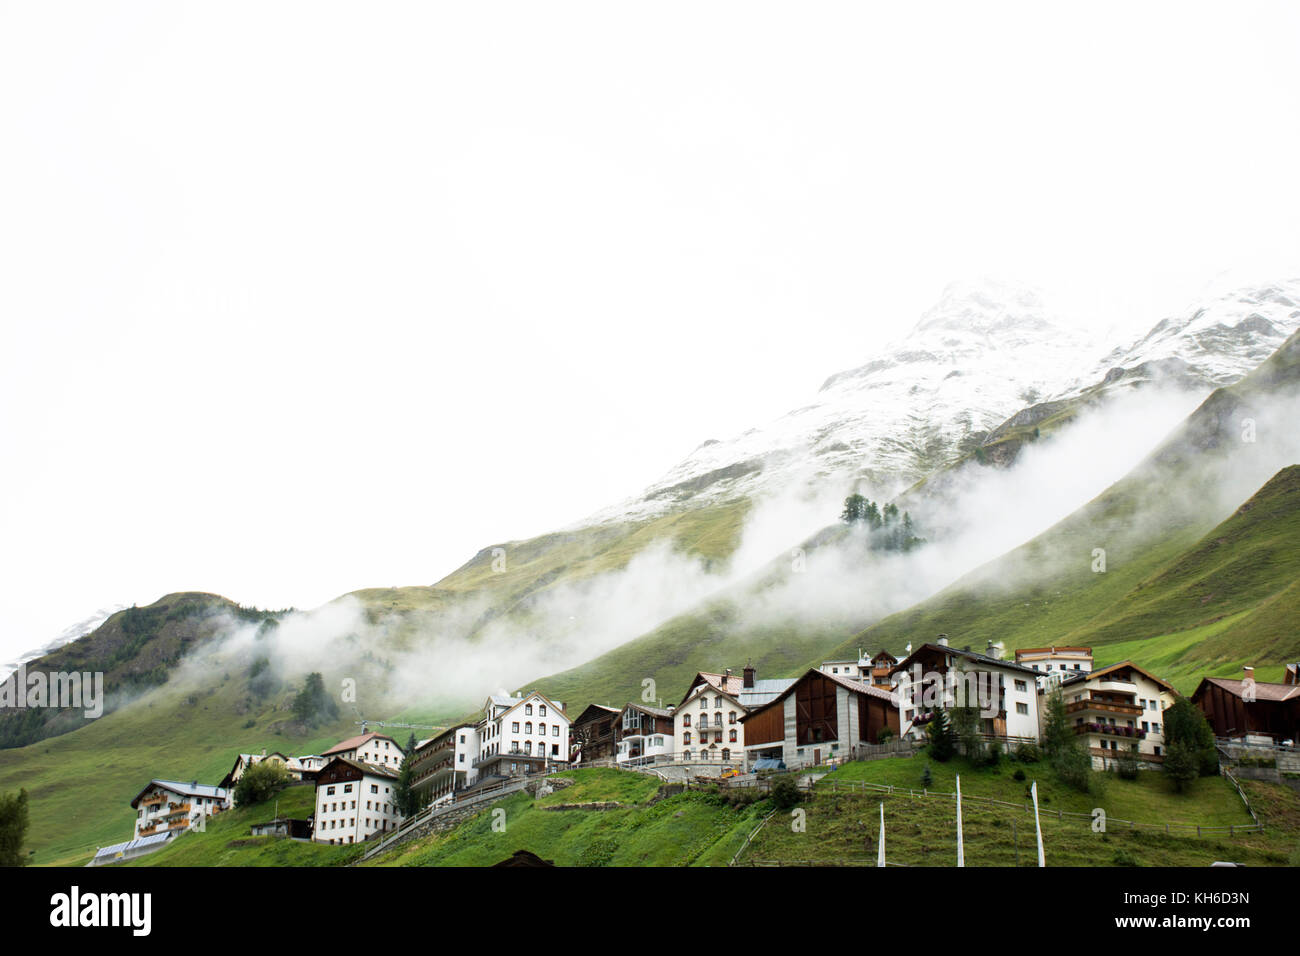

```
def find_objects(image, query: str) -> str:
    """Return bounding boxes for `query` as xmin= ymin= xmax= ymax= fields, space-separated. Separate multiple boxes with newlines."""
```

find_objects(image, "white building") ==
xmin=1015 ymin=645 xmax=1094 ymax=689
xmin=320 ymin=731 xmax=405 ymax=769
xmin=1053 ymin=661 xmax=1175 ymax=770
xmin=474 ymin=690 xmax=570 ymax=781
xmin=312 ymin=757 xmax=402 ymax=844
xmin=129 ymin=779 xmax=230 ymax=840
xmin=891 ymin=638 xmax=1042 ymax=742
xmin=674 ymin=666 xmax=794 ymax=765
xmin=410 ymin=722 xmax=480 ymax=803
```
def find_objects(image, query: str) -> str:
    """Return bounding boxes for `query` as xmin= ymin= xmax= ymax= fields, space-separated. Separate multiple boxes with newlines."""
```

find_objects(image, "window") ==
xmin=525 ymin=722 xmax=532 ymax=734
xmin=552 ymin=725 xmax=559 ymax=736
xmin=683 ymin=714 xmax=691 ymax=727
xmin=525 ymin=704 xmax=533 ymax=716
xmin=1014 ymin=680 xmax=1027 ymax=692
xmin=512 ymin=722 xmax=520 ymax=733
xmin=729 ymin=711 xmax=737 ymax=724
xmin=729 ymin=729 xmax=737 ymax=743
xmin=683 ymin=732 xmax=692 ymax=745
xmin=326 ymin=786 xmax=336 ymax=796
xmin=540 ymin=705 xmax=547 ymax=717
xmin=343 ymin=784 xmax=353 ymax=793
xmin=538 ymin=722 xmax=546 ymax=735
xmin=1016 ymin=702 xmax=1028 ymax=715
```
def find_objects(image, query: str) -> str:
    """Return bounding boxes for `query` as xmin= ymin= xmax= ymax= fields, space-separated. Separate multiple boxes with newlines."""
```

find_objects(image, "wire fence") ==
xmin=815 ymin=778 xmax=1263 ymax=836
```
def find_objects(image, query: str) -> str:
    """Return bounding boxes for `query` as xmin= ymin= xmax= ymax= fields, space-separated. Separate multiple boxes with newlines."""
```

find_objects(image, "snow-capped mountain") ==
xmin=0 ymin=604 xmax=128 ymax=682
xmin=586 ymin=278 xmax=1300 ymax=524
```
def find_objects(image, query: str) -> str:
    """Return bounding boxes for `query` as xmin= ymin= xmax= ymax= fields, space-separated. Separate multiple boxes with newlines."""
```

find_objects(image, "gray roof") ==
xmin=94 ymin=831 xmax=173 ymax=857
xmin=130 ymin=779 xmax=229 ymax=808
xmin=738 ymin=679 xmax=798 ymax=709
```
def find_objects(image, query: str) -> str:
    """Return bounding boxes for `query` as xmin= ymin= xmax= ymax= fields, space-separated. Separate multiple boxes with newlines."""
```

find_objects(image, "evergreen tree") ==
xmin=394 ymin=753 xmax=422 ymax=818
xmin=1163 ymin=740 xmax=1200 ymax=793
xmin=0 ymin=788 xmax=29 ymax=867
xmin=291 ymin=672 xmax=339 ymax=727
xmin=840 ymin=493 xmax=867 ymax=524
xmin=927 ymin=708 xmax=956 ymax=762
xmin=1163 ymin=696 xmax=1218 ymax=777
xmin=1040 ymin=688 xmax=1073 ymax=758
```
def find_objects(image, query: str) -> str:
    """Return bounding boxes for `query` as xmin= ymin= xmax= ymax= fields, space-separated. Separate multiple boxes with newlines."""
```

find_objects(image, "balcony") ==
xmin=1066 ymin=697 xmax=1142 ymax=717
xmin=1075 ymin=722 xmax=1145 ymax=740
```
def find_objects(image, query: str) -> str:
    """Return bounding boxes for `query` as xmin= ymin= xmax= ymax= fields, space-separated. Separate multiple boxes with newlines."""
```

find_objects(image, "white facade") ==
xmin=892 ymin=644 xmax=1042 ymax=742
xmin=675 ymin=682 xmax=745 ymax=764
xmin=1015 ymin=646 xmax=1094 ymax=690
xmin=1053 ymin=662 xmax=1175 ymax=770
xmin=131 ymin=780 xmax=230 ymax=840
xmin=475 ymin=691 xmax=571 ymax=777
xmin=321 ymin=732 xmax=404 ymax=769
xmin=615 ymin=704 xmax=674 ymax=764
xmin=313 ymin=760 xmax=401 ymax=844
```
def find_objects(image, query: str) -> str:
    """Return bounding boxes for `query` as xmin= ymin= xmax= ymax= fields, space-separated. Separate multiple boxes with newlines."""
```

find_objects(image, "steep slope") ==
xmin=0 ymin=593 xmax=282 ymax=750
xmin=586 ymin=279 xmax=1300 ymax=524
xmin=537 ymin=327 xmax=1300 ymax=710
xmin=820 ymin=330 xmax=1300 ymax=690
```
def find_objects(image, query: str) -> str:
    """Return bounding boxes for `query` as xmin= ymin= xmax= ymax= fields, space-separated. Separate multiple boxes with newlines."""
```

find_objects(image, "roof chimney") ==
xmin=937 ymin=634 xmax=949 ymax=647
xmin=743 ymin=663 xmax=755 ymax=689
xmin=1243 ymin=665 xmax=1255 ymax=681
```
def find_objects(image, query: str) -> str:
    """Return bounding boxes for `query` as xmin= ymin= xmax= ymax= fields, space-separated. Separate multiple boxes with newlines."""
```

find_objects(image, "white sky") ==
xmin=2 ymin=1 xmax=1299 ymax=661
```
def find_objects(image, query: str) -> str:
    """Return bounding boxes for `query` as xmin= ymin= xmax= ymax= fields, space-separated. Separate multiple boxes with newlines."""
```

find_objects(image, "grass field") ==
xmin=364 ymin=768 xmax=766 ymax=867
xmin=123 ymin=782 xmax=362 ymax=867
xmin=741 ymin=756 xmax=1300 ymax=867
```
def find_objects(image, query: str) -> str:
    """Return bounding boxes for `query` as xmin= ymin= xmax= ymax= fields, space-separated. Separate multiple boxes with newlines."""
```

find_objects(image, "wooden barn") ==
xmin=740 ymin=668 xmax=899 ymax=769
xmin=1192 ymin=670 xmax=1300 ymax=744
xmin=570 ymin=703 xmax=620 ymax=763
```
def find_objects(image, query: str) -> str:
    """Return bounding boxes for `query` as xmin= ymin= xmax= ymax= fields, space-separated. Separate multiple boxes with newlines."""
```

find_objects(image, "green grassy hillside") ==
xmin=818 ymin=330 xmax=1300 ymax=690
xmin=0 ymin=671 xmax=359 ymax=865
xmin=363 ymin=768 xmax=770 ymax=867
xmin=744 ymin=756 xmax=1298 ymax=867
xmin=0 ymin=593 xmax=282 ymax=750
xmin=124 ymin=782 xmax=362 ymax=867
xmin=362 ymin=763 xmax=1298 ymax=868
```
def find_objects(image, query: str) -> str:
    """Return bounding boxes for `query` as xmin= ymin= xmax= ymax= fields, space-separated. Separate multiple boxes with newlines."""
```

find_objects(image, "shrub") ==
xmin=1012 ymin=768 xmax=1026 ymax=782
xmin=233 ymin=760 xmax=291 ymax=808
xmin=768 ymin=774 xmax=803 ymax=811
xmin=1014 ymin=742 xmax=1041 ymax=763
xmin=1112 ymin=849 xmax=1140 ymax=867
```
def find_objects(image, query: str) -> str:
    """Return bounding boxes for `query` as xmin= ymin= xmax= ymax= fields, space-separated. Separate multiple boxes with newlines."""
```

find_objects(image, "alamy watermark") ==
xmin=0 ymin=665 xmax=104 ymax=719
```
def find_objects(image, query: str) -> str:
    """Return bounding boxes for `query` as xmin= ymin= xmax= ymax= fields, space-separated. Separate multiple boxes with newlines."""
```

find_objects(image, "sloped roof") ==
xmin=1195 ymin=677 xmax=1300 ymax=703
xmin=1077 ymin=660 xmax=1175 ymax=694
xmin=893 ymin=642 xmax=1040 ymax=676
xmin=741 ymin=668 xmax=898 ymax=723
xmin=129 ymin=779 xmax=230 ymax=808
xmin=738 ymin=678 xmax=798 ymax=710
xmin=322 ymin=731 xmax=401 ymax=756
xmin=678 ymin=671 xmax=744 ymax=707
xmin=320 ymin=756 xmax=400 ymax=780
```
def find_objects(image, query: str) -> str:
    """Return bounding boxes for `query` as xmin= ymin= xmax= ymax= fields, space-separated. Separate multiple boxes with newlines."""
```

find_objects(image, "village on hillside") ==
xmin=91 ymin=640 xmax=1300 ymax=865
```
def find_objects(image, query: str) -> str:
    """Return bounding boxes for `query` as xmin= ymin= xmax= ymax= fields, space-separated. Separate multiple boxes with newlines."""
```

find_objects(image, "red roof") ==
xmin=321 ymin=731 xmax=399 ymax=756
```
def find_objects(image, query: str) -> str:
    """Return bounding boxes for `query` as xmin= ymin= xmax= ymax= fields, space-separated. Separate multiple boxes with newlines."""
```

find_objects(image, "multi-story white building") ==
xmin=474 ymin=691 xmax=570 ymax=781
xmin=891 ymin=637 xmax=1042 ymax=742
xmin=312 ymin=757 xmax=401 ymax=844
xmin=674 ymin=666 xmax=794 ymax=764
xmin=410 ymin=722 xmax=480 ymax=803
xmin=1015 ymin=646 xmax=1094 ymax=689
xmin=129 ymin=779 xmax=230 ymax=839
xmin=320 ymin=731 xmax=405 ymax=770
xmin=1053 ymin=661 xmax=1175 ymax=770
